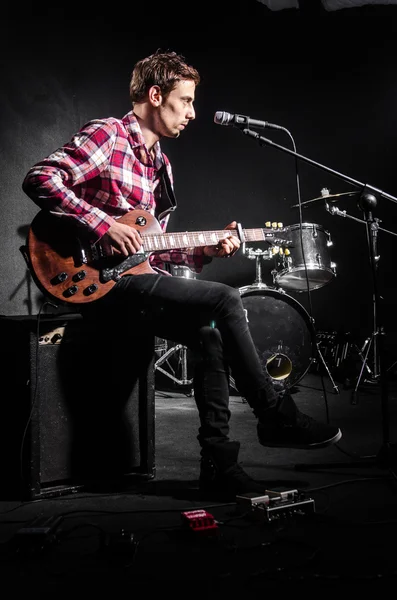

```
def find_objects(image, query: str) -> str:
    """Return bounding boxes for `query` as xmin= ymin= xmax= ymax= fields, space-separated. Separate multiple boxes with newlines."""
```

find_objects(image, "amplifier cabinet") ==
xmin=0 ymin=313 xmax=155 ymax=500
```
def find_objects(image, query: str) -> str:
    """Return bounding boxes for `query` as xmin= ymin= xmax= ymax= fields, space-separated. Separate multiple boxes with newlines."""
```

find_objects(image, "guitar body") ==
xmin=26 ymin=209 xmax=159 ymax=306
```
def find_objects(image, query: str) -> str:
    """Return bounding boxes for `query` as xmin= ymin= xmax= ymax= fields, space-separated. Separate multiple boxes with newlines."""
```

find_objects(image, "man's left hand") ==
xmin=203 ymin=221 xmax=241 ymax=259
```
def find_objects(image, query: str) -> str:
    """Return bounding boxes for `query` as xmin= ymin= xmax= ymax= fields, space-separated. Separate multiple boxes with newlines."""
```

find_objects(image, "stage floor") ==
xmin=1 ymin=371 xmax=396 ymax=592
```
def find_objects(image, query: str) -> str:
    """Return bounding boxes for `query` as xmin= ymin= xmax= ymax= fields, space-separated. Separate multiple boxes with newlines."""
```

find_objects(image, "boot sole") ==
xmin=259 ymin=428 xmax=342 ymax=450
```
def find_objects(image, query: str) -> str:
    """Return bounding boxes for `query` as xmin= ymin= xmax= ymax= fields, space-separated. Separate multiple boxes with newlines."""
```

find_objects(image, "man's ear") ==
xmin=148 ymin=85 xmax=162 ymax=107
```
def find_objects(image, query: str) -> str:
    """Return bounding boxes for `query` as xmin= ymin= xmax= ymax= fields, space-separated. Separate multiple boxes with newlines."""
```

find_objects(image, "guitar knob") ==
xmin=51 ymin=272 xmax=68 ymax=284
xmin=84 ymin=284 xmax=98 ymax=296
xmin=63 ymin=285 xmax=78 ymax=297
xmin=73 ymin=270 xmax=87 ymax=281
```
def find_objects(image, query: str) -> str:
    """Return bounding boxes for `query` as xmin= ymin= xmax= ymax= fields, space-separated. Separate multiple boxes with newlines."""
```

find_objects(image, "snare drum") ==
xmin=273 ymin=223 xmax=336 ymax=292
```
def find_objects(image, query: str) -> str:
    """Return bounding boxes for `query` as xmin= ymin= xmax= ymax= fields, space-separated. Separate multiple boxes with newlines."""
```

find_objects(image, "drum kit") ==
xmin=154 ymin=219 xmax=339 ymax=395
xmin=238 ymin=220 xmax=338 ymax=392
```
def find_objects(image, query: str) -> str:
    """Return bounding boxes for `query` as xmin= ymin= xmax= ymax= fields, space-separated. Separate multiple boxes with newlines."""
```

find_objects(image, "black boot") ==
xmin=199 ymin=440 xmax=266 ymax=500
xmin=257 ymin=392 xmax=342 ymax=450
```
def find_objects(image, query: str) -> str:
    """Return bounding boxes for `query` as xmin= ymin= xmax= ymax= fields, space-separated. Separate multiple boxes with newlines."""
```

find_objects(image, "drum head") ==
xmin=239 ymin=287 xmax=315 ymax=389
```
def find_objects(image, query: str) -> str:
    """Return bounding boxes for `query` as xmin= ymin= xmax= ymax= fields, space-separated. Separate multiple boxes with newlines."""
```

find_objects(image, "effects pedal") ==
xmin=8 ymin=514 xmax=64 ymax=555
xmin=236 ymin=489 xmax=315 ymax=522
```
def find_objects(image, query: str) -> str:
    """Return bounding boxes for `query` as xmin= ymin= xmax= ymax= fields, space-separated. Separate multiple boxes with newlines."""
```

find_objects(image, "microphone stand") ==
xmin=241 ymin=128 xmax=397 ymax=469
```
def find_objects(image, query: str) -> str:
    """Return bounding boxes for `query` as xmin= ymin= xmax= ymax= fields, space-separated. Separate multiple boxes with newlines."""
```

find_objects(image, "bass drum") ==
xmin=239 ymin=285 xmax=316 ymax=390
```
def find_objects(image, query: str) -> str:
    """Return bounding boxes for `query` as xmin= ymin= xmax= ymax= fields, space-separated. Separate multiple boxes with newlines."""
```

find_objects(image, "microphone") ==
xmin=214 ymin=111 xmax=283 ymax=130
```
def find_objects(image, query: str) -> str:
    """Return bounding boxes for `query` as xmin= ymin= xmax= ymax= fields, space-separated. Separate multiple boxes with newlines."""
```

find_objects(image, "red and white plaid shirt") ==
xmin=22 ymin=111 xmax=208 ymax=274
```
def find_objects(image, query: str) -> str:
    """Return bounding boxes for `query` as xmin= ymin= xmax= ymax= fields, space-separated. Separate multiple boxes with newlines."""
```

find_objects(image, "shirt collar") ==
xmin=122 ymin=110 xmax=163 ymax=170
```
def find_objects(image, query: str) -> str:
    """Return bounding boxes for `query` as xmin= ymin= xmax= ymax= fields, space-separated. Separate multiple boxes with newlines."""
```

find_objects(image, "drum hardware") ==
xmin=313 ymin=331 xmax=373 ymax=390
xmin=154 ymin=265 xmax=195 ymax=394
xmin=323 ymin=195 xmax=397 ymax=404
xmin=242 ymin=243 xmax=284 ymax=289
xmin=154 ymin=342 xmax=194 ymax=392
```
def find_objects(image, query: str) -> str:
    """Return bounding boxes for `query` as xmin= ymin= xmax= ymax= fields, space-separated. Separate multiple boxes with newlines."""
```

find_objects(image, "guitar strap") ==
xmin=155 ymin=164 xmax=178 ymax=223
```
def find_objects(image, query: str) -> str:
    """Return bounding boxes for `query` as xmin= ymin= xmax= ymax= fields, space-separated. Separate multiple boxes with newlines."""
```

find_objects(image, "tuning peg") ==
xmin=277 ymin=222 xmax=283 ymax=229
xmin=265 ymin=221 xmax=271 ymax=228
xmin=271 ymin=246 xmax=280 ymax=255
xmin=284 ymin=248 xmax=290 ymax=256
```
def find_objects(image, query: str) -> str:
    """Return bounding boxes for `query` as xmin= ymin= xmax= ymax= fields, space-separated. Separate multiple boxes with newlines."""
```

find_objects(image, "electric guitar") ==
xmin=21 ymin=208 xmax=287 ymax=306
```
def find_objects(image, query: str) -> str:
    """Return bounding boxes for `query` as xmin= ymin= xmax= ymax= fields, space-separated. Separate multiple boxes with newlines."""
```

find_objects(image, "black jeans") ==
xmin=84 ymin=273 xmax=279 ymax=448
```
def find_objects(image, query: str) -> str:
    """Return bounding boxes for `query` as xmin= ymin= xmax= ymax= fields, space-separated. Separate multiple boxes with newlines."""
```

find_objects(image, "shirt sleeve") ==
xmin=150 ymin=246 xmax=212 ymax=274
xmin=21 ymin=120 xmax=118 ymax=241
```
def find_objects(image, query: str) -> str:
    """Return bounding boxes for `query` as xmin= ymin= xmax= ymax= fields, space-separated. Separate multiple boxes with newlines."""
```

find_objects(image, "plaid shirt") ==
xmin=22 ymin=111 xmax=209 ymax=274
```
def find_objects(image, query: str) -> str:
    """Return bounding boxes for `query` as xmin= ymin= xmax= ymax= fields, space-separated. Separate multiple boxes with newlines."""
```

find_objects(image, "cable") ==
xmin=18 ymin=300 xmax=58 ymax=495
xmin=268 ymin=124 xmax=337 ymax=413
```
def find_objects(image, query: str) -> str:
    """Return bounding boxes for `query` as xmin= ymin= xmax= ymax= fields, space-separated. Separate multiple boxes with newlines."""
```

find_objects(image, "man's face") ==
xmin=156 ymin=79 xmax=196 ymax=138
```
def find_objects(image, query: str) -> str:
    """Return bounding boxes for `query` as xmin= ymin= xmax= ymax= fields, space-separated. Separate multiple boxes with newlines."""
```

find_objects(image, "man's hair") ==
xmin=129 ymin=50 xmax=200 ymax=105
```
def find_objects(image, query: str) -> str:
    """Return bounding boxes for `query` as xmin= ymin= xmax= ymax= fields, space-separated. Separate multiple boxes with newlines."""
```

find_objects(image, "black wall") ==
xmin=1 ymin=1 xmax=397 ymax=357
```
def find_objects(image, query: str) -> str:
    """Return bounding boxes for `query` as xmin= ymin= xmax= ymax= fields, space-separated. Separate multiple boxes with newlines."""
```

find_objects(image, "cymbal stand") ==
xmin=324 ymin=202 xmax=390 ymax=405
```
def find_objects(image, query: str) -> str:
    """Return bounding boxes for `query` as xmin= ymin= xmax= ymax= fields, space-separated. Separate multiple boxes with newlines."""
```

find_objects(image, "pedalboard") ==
xmin=236 ymin=489 xmax=315 ymax=522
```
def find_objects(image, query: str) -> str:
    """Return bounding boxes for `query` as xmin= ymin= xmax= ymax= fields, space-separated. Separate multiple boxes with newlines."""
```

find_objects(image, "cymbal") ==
xmin=290 ymin=190 xmax=359 ymax=209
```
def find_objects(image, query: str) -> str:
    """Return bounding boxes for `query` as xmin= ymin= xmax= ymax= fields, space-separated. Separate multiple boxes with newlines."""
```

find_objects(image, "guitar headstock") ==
xmin=264 ymin=221 xmax=293 ymax=252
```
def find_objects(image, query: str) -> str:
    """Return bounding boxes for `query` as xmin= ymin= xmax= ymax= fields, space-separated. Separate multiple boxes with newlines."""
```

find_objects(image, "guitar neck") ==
xmin=141 ymin=227 xmax=277 ymax=253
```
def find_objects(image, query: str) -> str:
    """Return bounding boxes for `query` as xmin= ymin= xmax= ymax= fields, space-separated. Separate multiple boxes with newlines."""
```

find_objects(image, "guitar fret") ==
xmin=244 ymin=229 xmax=265 ymax=242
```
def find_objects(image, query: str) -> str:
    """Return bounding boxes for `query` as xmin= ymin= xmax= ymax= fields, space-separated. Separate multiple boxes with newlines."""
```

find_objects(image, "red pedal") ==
xmin=181 ymin=509 xmax=218 ymax=535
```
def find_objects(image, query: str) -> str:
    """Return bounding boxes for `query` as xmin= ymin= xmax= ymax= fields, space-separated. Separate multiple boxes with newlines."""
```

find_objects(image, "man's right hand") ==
xmin=105 ymin=220 xmax=143 ymax=256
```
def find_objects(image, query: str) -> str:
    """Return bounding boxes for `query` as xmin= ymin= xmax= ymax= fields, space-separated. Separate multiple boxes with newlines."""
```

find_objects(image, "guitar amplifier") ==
xmin=0 ymin=313 xmax=156 ymax=500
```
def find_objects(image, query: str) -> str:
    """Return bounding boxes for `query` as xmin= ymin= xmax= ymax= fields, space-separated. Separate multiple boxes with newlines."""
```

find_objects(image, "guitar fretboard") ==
xmin=142 ymin=227 xmax=280 ymax=253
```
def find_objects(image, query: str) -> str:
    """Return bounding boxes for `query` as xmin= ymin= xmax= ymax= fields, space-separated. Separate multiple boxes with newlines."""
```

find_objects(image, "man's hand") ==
xmin=105 ymin=221 xmax=143 ymax=256
xmin=203 ymin=221 xmax=241 ymax=259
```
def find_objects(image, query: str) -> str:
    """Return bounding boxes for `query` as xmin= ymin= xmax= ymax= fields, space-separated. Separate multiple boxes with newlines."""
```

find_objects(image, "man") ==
xmin=22 ymin=49 xmax=342 ymax=499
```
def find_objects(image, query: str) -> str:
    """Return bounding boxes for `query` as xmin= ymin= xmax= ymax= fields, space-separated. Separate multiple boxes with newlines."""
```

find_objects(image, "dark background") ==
xmin=1 ymin=0 xmax=397 ymax=357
